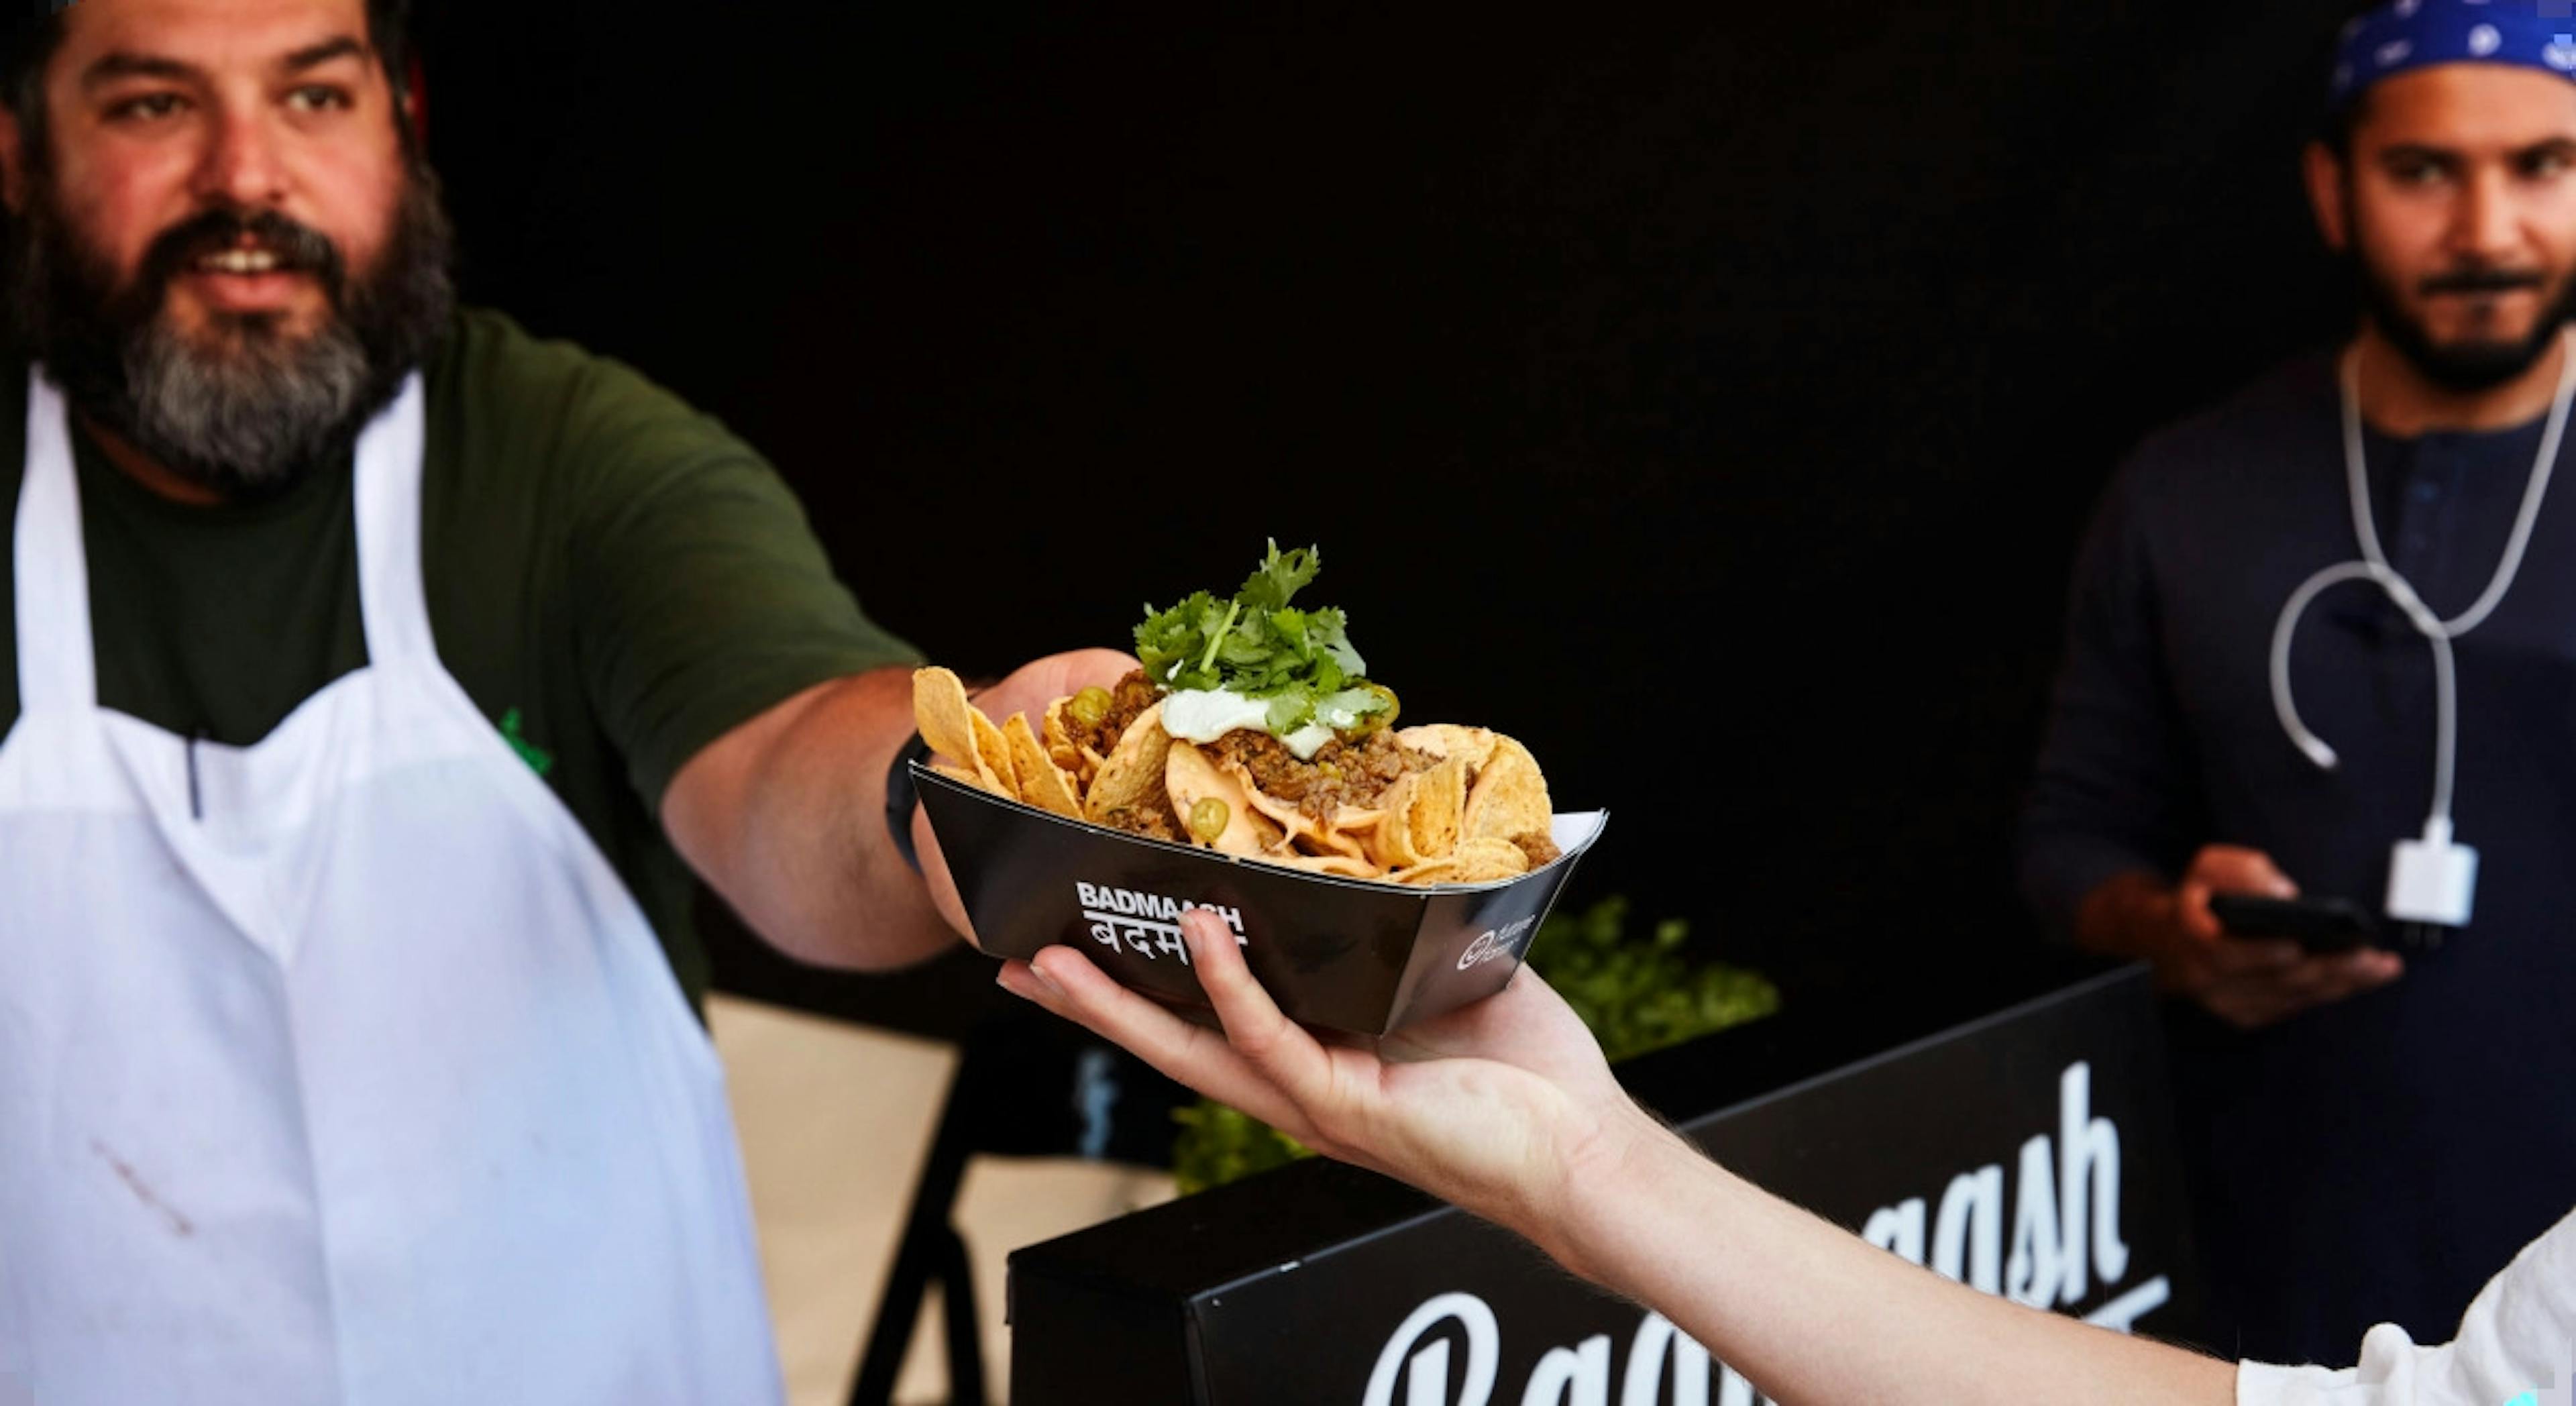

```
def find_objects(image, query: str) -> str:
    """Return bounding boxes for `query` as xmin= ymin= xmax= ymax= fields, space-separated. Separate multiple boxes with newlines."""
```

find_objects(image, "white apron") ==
xmin=0 ymin=370 xmax=784 ymax=1405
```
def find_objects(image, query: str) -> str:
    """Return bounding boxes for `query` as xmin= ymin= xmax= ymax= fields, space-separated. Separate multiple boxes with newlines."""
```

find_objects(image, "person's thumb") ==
xmin=2198 ymin=845 xmax=2298 ymax=899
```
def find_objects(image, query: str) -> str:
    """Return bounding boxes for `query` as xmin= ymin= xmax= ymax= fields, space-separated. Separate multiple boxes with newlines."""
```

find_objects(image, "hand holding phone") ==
xmin=2206 ymin=893 xmax=2377 ymax=954
xmin=2141 ymin=845 xmax=2405 ymax=1029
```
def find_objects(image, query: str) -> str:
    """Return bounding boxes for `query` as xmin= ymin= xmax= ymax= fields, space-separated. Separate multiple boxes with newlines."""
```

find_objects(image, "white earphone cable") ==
xmin=2271 ymin=329 xmax=2575 ymax=832
xmin=2339 ymin=331 xmax=2576 ymax=635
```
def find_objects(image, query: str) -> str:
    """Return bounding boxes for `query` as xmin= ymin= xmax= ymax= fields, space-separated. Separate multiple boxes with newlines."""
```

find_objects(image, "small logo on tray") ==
xmin=1075 ymin=882 xmax=1246 ymax=967
xmin=1457 ymin=916 xmax=1538 ymax=971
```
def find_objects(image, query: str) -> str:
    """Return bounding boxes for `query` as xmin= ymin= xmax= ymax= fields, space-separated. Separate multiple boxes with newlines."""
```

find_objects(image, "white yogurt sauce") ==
xmin=1161 ymin=688 xmax=1338 ymax=760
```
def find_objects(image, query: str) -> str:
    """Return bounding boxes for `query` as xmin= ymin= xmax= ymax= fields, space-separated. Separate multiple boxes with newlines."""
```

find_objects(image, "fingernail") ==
xmin=1185 ymin=908 xmax=1230 ymax=956
xmin=998 ymin=962 xmax=1061 ymax=1002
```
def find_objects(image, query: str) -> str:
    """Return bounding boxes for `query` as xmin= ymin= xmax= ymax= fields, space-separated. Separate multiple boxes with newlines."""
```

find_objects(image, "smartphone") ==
xmin=2207 ymin=894 xmax=2378 ymax=954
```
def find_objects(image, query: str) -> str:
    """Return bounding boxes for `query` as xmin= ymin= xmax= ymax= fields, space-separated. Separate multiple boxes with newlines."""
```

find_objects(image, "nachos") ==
xmin=913 ymin=543 xmax=1559 ymax=886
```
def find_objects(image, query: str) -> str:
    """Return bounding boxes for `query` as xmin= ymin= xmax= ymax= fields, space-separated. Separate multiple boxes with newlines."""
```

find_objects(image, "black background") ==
xmin=407 ymin=1 xmax=2364 ymax=1006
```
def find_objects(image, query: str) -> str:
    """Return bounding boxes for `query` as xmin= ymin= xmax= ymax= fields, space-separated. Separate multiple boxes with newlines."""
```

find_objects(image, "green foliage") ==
xmin=1132 ymin=541 xmax=1389 ymax=736
xmin=1525 ymin=896 xmax=1781 ymax=1065
xmin=1170 ymin=1100 xmax=1316 ymax=1196
xmin=1168 ymin=896 xmax=1778 ymax=1194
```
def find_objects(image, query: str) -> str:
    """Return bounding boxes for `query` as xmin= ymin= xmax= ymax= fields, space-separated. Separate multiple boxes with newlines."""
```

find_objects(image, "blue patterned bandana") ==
xmin=2331 ymin=1 xmax=2576 ymax=112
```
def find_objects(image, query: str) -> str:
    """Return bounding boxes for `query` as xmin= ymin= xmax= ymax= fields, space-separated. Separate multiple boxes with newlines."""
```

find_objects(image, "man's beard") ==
xmin=5 ymin=171 xmax=455 ymax=502
xmin=2348 ymin=229 xmax=2576 ymax=396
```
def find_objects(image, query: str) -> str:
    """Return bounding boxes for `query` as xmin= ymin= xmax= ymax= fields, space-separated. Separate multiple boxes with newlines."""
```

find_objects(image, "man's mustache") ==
xmin=2420 ymin=267 xmax=2548 ymax=298
xmin=135 ymin=206 xmax=345 ymax=301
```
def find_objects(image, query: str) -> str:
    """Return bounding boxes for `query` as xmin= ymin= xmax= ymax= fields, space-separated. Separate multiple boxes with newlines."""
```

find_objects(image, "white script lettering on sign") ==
xmin=1363 ymin=1060 xmax=2170 ymax=1406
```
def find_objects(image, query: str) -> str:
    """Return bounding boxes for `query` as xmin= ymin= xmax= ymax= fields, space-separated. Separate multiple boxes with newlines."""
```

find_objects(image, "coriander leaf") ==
xmin=1312 ymin=687 xmax=1391 ymax=730
xmin=1265 ymin=688 xmax=1318 ymax=735
xmin=1307 ymin=608 xmax=1366 ymax=676
xmin=1216 ymin=629 xmax=1273 ymax=667
xmin=1130 ymin=543 xmax=1381 ymax=731
xmin=1239 ymin=539 xmax=1321 ymax=614
xmin=1194 ymin=600 xmax=1244 ymax=677
xmin=1136 ymin=590 xmax=1222 ymax=685
xmin=1267 ymin=608 xmax=1311 ymax=662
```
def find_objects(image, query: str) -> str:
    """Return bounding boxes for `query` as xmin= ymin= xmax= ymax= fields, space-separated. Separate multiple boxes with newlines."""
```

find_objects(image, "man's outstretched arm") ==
xmin=662 ymin=649 xmax=1131 ymax=970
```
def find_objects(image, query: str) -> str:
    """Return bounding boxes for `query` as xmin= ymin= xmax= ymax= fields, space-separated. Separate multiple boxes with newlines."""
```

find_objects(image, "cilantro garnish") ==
xmin=1134 ymin=541 xmax=1391 ymax=736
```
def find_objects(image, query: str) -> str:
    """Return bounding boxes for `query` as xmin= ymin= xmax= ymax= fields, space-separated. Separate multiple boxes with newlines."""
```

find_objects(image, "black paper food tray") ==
xmin=915 ymin=764 xmax=1608 ymax=1034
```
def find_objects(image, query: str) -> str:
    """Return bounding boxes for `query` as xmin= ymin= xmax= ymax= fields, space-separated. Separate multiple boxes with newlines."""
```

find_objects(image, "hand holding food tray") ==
xmin=910 ymin=542 xmax=1607 ymax=1035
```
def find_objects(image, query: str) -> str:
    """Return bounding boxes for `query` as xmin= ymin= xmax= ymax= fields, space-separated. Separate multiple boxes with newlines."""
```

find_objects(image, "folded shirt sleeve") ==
xmin=2235 ymin=1205 xmax=2576 ymax=1406
xmin=548 ymin=351 xmax=923 ymax=812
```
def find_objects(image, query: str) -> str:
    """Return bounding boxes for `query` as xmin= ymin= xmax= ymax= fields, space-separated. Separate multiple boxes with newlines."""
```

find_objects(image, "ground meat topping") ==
xmin=1101 ymin=799 xmax=1184 ymax=843
xmin=1066 ymin=669 xmax=1164 ymax=757
xmin=1205 ymin=728 xmax=1436 ymax=821
xmin=1511 ymin=830 xmax=1562 ymax=868
xmin=1068 ymin=671 xmax=1439 ymax=832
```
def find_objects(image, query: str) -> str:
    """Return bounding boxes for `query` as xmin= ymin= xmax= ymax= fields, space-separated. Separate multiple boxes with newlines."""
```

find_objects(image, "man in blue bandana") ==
xmin=2020 ymin=0 xmax=2576 ymax=1366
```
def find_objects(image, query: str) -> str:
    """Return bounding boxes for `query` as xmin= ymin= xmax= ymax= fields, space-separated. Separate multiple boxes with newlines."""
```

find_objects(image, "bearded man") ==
xmin=0 ymin=2 xmax=1120 ymax=1403
xmin=2020 ymin=0 xmax=2576 ymax=1369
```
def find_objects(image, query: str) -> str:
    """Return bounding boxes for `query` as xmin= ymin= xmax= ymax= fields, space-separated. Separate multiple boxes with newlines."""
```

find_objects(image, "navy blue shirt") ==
xmin=2020 ymin=352 xmax=2576 ymax=1365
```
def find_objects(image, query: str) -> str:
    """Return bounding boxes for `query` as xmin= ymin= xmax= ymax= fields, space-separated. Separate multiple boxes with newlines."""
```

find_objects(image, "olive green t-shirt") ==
xmin=0 ymin=309 xmax=920 ymax=1005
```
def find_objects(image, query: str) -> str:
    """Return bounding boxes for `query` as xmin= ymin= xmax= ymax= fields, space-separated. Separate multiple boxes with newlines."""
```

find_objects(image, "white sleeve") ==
xmin=2235 ymin=1205 xmax=2576 ymax=1406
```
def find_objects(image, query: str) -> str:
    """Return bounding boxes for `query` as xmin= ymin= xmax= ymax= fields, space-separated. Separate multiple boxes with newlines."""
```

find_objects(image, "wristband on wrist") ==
xmin=884 ymin=731 xmax=937 ymax=875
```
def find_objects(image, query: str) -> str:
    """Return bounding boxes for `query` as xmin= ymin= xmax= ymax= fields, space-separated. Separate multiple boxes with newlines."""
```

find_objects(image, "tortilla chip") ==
xmin=1164 ymin=742 xmax=1284 ymax=856
xmin=1004 ymin=711 xmax=1082 ymax=818
xmin=1328 ymin=805 xmax=1385 ymax=832
xmin=1254 ymin=851 xmax=1380 ymax=879
xmin=1042 ymin=696 xmax=1079 ymax=762
xmin=913 ymin=667 xmax=1018 ymax=794
xmin=912 ymin=667 xmax=982 ymax=771
xmin=929 ymin=760 xmax=983 ymax=789
xmin=970 ymin=708 xmax=1018 ymax=798
xmin=1391 ymin=856 xmax=1465 ymax=885
xmin=1366 ymin=755 xmax=1466 ymax=870
xmin=1411 ymin=757 xmax=1468 ymax=857
xmin=1294 ymin=825 xmax=1372 ymax=861
xmin=1394 ymin=839 xmax=1526 ymax=887
xmin=1362 ymin=774 xmax=1424 ymax=868
xmin=1085 ymin=704 xmax=1173 ymax=825
xmin=1398 ymin=724 xmax=1498 ymax=777
xmin=1452 ymin=836 xmax=1531 ymax=880
xmin=1462 ymin=735 xmax=1551 ymax=843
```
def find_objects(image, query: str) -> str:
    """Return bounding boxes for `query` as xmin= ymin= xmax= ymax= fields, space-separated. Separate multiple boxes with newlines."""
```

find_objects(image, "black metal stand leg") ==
xmin=846 ymin=1012 xmax=1181 ymax=1404
xmin=938 ymin=1222 xmax=986 ymax=1405
xmin=851 ymin=1063 xmax=977 ymax=1406
xmin=847 ymin=1216 xmax=987 ymax=1405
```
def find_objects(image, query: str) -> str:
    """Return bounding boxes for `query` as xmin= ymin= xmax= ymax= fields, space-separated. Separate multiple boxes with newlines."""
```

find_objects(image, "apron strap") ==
xmin=352 ymin=374 xmax=432 ymax=666
xmin=15 ymin=369 xmax=98 ymax=713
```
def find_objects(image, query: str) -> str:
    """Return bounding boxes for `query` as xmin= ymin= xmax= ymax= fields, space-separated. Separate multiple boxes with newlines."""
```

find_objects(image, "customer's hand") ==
xmin=1011 ymin=912 xmax=2254 ymax=1406
xmin=996 ymin=909 xmax=1654 ymax=1234
xmin=2080 ymin=847 xmax=2402 ymax=1030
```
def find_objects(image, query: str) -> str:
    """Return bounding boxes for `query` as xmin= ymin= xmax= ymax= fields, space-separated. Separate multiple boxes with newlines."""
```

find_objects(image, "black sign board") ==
xmin=1008 ymin=960 xmax=2202 ymax=1404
